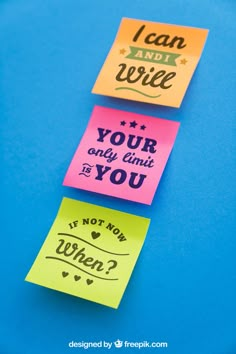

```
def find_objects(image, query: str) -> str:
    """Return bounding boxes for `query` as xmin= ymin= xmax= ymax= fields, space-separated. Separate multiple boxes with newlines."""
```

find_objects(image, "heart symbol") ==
xmin=74 ymin=275 xmax=81 ymax=281
xmin=91 ymin=231 xmax=101 ymax=240
xmin=86 ymin=279 xmax=93 ymax=285
xmin=62 ymin=271 xmax=69 ymax=278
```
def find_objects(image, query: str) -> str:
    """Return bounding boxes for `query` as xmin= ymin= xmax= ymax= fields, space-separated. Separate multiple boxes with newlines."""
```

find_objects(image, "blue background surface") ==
xmin=1 ymin=1 xmax=235 ymax=353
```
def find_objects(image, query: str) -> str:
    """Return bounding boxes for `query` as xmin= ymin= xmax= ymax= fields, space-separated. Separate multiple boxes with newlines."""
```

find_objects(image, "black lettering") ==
xmin=56 ymin=239 xmax=78 ymax=257
xmin=95 ymin=164 xmax=111 ymax=181
xmin=133 ymin=24 xmax=146 ymax=42
xmin=169 ymin=36 xmax=186 ymax=49
xmin=129 ymin=173 xmax=146 ymax=189
xmin=159 ymin=72 xmax=176 ymax=89
xmin=141 ymin=138 xmax=157 ymax=153
xmin=127 ymin=135 xmax=143 ymax=149
xmin=110 ymin=169 xmax=126 ymax=185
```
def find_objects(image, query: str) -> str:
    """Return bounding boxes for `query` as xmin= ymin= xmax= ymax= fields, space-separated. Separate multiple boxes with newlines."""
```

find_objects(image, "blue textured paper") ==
xmin=1 ymin=1 xmax=235 ymax=353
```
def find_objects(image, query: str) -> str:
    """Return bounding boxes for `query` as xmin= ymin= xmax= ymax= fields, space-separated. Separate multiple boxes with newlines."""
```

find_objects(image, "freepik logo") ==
xmin=114 ymin=340 xmax=123 ymax=348
xmin=68 ymin=339 xmax=168 ymax=350
xmin=113 ymin=340 xmax=168 ymax=349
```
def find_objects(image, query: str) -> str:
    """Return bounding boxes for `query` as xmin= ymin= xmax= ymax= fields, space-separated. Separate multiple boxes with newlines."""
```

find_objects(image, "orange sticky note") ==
xmin=92 ymin=18 xmax=208 ymax=108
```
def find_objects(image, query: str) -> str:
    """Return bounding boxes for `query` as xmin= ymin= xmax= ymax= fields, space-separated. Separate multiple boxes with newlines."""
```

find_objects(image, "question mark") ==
xmin=106 ymin=260 xmax=118 ymax=274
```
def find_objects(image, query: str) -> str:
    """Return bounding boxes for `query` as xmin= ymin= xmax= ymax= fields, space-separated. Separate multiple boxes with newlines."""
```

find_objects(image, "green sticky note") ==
xmin=25 ymin=197 xmax=150 ymax=309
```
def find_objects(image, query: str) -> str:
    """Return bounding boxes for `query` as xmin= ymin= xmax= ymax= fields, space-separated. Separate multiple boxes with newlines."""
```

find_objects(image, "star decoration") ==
xmin=130 ymin=120 xmax=138 ymax=128
xmin=119 ymin=48 xmax=126 ymax=55
xmin=180 ymin=58 xmax=187 ymax=65
xmin=120 ymin=120 xmax=126 ymax=126
xmin=140 ymin=125 xmax=146 ymax=130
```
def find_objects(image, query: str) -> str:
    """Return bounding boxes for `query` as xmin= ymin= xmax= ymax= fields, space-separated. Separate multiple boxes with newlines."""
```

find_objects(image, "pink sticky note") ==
xmin=63 ymin=106 xmax=180 ymax=204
